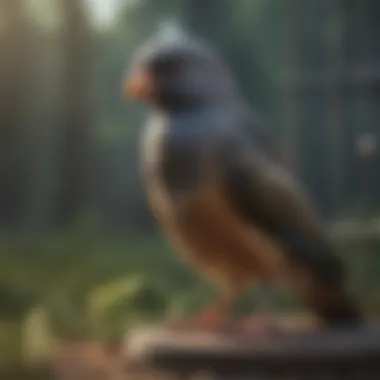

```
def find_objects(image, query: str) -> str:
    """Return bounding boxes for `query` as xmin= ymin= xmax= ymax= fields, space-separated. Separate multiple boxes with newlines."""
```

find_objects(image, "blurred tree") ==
xmin=56 ymin=0 xmax=92 ymax=225
xmin=182 ymin=0 xmax=228 ymax=43
xmin=0 ymin=0 xmax=36 ymax=228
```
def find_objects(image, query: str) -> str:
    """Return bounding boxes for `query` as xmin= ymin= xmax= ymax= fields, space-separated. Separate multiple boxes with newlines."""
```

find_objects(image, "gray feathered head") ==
xmin=124 ymin=20 xmax=239 ymax=110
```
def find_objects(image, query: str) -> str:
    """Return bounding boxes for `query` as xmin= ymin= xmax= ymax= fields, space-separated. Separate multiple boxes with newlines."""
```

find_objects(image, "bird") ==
xmin=122 ymin=32 xmax=363 ymax=332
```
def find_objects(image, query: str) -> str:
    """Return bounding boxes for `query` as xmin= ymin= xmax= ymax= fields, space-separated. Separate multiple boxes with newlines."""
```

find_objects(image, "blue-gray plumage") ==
xmin=124 ymin=33 xmax=362 ymax=330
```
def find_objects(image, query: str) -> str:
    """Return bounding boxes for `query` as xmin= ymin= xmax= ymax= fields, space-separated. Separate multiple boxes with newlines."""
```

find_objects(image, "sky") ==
xmin=86 ymin=0 xmax=137 ymax=26
xmin=25 ymin=0 xmax=140 ymax=31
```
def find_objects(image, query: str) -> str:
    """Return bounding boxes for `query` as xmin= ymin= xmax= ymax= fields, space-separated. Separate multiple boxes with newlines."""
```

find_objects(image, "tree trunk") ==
xmin=56 ymin=0 xmax=92 ymax=225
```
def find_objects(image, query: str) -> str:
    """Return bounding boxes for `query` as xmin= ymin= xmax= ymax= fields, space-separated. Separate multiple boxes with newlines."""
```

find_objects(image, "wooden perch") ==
xmin=122 ymin=320 xmax=380 ymax=378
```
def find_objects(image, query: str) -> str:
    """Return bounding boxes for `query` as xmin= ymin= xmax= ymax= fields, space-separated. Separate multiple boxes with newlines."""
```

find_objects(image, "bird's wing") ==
xmin=240 ymin=110 xmax=283 ymax=162
xmin=218 ymin=131 xmax=344 ymax=285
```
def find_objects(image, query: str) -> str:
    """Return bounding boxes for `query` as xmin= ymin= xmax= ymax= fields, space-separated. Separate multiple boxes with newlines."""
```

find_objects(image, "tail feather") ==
xmin=315 ymin=292 xmax=363 ymax=328
xmin=294 ymin=273 xmax=363 ymax=328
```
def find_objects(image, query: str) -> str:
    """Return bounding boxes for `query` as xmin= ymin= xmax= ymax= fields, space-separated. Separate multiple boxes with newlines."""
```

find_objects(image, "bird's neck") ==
xmin=153 ymin=93 xmax=242 ymax=116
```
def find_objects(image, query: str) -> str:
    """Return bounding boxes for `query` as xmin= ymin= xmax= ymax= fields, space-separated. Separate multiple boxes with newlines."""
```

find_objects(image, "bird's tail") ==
xmin=296 ymin=275 xmax=363 ymax=328
xmin=314 ymin=290 xmax=363 ymax=328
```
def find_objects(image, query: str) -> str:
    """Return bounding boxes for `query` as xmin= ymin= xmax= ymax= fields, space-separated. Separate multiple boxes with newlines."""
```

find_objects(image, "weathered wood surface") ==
xmin=123 ymin=317 xmax=380 ymax=378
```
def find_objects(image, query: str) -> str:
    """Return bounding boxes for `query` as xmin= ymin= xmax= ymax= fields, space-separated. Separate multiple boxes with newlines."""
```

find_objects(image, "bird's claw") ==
xmin=165 ymin=305 xmax=231 ymax=333
xmin=237 ymin=314 xmax=283 ymax=340
xmin=194 ymin=305 xmax=229 ymax=330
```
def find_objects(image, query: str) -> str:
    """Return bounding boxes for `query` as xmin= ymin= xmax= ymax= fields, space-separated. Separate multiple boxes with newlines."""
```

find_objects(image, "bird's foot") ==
xmin=193 ymin=304 xmax=230 ymax=331
xmin=238 ymin=314 xmax=282 ymax=340
xmin=165 ymin=305 xmax=233 ymax=333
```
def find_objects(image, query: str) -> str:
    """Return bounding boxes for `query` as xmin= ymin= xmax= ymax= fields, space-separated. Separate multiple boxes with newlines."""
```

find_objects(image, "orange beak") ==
xmin=123 ymin=68 xmax=155 ymax=101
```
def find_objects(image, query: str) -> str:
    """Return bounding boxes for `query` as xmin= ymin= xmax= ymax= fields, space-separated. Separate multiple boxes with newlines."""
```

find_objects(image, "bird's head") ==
xmin=123 ymin=32 xmax=238 ymax=111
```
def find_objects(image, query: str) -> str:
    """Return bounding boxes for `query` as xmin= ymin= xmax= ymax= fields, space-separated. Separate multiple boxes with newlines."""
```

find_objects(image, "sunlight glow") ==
xmin=86 ymin=0 xmax=138 ymax=26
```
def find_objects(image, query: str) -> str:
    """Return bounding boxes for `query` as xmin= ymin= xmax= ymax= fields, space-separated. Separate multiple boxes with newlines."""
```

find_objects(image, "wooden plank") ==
xmin=123 ymin=323 xmax=380 ymax=376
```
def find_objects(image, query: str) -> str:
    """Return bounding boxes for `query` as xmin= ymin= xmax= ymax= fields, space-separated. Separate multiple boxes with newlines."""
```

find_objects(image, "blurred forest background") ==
xmin=0 ymin=0 xmax=380 ymax=377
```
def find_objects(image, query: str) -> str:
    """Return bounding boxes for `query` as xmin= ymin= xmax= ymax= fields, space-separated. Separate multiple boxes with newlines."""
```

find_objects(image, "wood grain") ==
xmin=123 ymin=320 xmax=380 ymax=376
